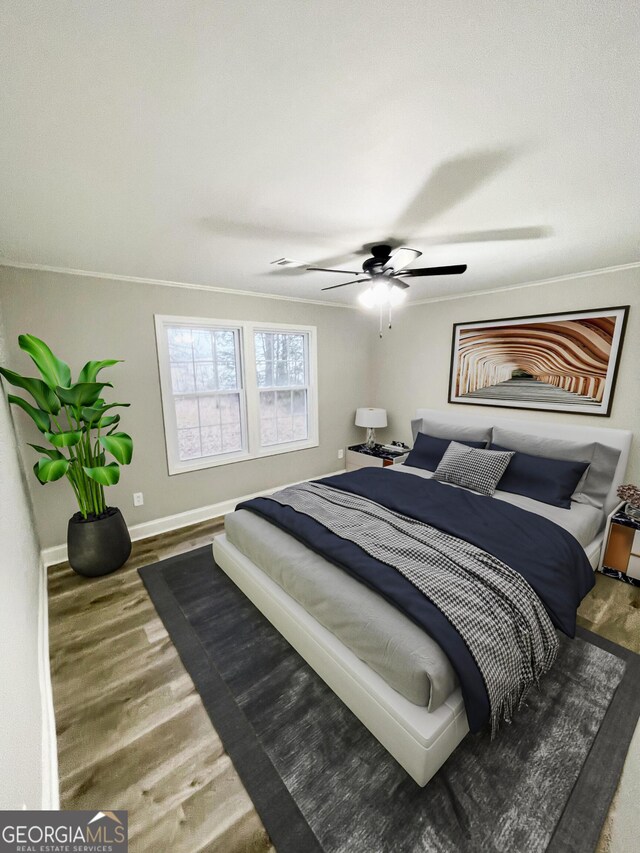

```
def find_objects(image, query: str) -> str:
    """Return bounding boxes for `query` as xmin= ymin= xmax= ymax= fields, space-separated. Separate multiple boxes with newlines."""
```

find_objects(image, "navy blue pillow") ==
xmin=405 ymin=432 xmax=487 ymax=472
xmin=491 ymin=443 xmax=590 ymax=509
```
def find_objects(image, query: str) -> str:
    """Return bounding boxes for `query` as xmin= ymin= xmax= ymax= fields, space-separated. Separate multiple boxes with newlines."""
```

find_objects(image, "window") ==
xmin=254 ymin=330 xmax=309 ymax=447
xmin=156 ymin=316 xmax=318 ymax=474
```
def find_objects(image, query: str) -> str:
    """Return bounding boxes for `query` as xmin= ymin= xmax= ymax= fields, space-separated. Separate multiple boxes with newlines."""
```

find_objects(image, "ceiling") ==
xmin=1 ymin=1 xmax=639 ymax=305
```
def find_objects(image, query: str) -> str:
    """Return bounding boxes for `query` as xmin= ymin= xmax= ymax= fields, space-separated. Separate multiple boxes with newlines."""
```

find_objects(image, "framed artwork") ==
xmin=448 ymin=306 xmax=629 ymax=416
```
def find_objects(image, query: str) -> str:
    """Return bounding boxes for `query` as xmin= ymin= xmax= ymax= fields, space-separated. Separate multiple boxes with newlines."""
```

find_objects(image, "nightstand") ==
xmin=600 ymin=503 xmax=640 ymax=587
xmin=345 ymin=444 xmax=409 ymax=472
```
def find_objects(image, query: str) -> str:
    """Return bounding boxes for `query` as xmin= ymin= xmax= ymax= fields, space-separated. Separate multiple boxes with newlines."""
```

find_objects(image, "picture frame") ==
xmin=448 ymin=305 xmax=629 ymax=416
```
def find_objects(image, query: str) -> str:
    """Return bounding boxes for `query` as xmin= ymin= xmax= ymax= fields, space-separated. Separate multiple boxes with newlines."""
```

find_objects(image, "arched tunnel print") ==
xmin=454 ymin=316 xmax=616 ymax=407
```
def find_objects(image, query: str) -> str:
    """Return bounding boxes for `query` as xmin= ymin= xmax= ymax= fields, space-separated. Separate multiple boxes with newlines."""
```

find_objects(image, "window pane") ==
xmin=276 ymin=389 xmax=292 ymax=417
xmin=277 ymin=418 xmax=294 ymax=443
xmin=255 ymin=331 xmax=273 ymax=387
xmin=217 ymin=356 xmax=237 ymax=390
xmin=254 ymin=331 xmax=306 ymax=388
xmin=201 ymin=426 xmax=223 ymax=456
xmin=292 ymin=388 xmax=306 ymax=415
xmin=175 ymin=396 xmax=199 ymax=429
xmin=292 ymin=389 xmax=308 ymax=440
xmin=293 ymin=415 xmax=307 ymax=440
xmin=274 ymin=391 xmax=294 ymax=443
xmin=219 ymin=393 xmax=240 ymax=424
xmin=256 ymin=333 xmax=309 ymax=447
xmin=195 ymin=362 xmax=217 ymax=392
xmin=192 ymin=329 xmax=213 ymax=361
xmin=198 ymin=396 xmax=221 ymax=427
xmin=222 ymin=422 xmax=242 ymax=452
xmin=260 ymin=418 xmax=278 ymax=446
xmin=168 ymin=327 xmax=193 ymax=362
xmin=259 ymin=390 xmax=276 ymax=445
xmin=171 ymin=363 xmax=195 ymax=393
xmin=177 ymin=428 xmax=201 ymax=460
xmin=215 ymin=329 xmax=236 ymax=356
xmin=164 ymin=323 xmax=245 ymax=464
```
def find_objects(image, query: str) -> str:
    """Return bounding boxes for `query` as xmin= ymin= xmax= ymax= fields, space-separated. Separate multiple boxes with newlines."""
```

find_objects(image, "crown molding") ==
xmin=2 ymin=258 xmax=637 ymax=311
xmin=0 ymin=260 xmax=356 ymax=310
xmin=408 ymin=261 xmax=640 ymax=306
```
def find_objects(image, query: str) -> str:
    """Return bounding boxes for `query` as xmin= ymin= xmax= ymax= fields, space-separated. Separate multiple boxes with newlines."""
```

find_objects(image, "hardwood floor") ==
xmin=49 ymin=519 xmax=274 ymax=853
xmin=48 ymin=523 xmax=640 ymax=853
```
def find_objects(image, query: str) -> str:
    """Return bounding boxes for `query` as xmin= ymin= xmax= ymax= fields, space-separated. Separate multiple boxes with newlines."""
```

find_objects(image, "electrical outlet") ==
xmin=133 ymin=492 xmax=144 ymax=507
xmin=338 ymin=448 xmax=344 ymax=460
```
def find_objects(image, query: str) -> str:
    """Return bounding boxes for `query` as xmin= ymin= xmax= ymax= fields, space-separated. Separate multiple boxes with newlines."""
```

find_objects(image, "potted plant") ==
xmin=617 ymin=484 xmax=640 ymax=522
xmin=0 ymin=334 xmax=133 ymax=577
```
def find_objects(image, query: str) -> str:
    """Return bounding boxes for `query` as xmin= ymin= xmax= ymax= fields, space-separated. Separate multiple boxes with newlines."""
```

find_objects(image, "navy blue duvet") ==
xmin=238 ymin=468 xmax=594 ymax=733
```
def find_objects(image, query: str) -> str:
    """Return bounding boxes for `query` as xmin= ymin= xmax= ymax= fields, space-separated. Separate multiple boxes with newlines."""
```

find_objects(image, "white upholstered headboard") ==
xmin=415 ymin=408 xmax=632 ymax=517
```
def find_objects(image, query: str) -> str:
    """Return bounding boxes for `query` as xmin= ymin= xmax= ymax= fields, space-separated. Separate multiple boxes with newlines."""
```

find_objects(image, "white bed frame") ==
xmin=213 ymin=409 xmax=632 ymax=786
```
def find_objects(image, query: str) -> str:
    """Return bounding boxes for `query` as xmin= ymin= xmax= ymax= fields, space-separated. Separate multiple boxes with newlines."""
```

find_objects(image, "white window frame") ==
xmin=155 ymin=315 xmax=319 ymax=475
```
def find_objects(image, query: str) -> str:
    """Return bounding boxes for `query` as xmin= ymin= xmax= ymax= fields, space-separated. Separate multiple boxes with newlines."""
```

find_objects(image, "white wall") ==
xmin=0 ymin=298 xmax=57 ymax=808
xmin=373 ymin=266 xmax=640 ymax=482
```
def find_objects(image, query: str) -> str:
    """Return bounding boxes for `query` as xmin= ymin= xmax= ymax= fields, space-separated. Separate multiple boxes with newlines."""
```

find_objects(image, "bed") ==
xmin=212 ymin=409 xmax=632 ymax=785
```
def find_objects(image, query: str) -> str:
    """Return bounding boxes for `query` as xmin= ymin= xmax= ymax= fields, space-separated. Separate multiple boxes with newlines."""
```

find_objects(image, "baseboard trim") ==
xmin=38 ymin=556 xmax=59 ymax=808
xmin=42 ymin=468 xmax=346 ymax=568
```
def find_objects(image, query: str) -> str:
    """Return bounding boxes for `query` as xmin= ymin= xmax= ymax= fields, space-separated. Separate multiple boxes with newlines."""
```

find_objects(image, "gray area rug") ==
xmin=139 ymin=546 xmax=640 ymax=853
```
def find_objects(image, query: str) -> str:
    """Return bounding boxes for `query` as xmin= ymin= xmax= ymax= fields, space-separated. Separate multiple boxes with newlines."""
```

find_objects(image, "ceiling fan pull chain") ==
xmin=388 ymin=303 xmax=392 ymax=330
xmin=379 ymin=305 xmax=383 ymax=338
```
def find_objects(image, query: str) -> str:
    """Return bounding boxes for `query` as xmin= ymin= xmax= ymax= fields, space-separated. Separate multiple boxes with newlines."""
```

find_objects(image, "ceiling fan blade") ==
xmin=200 ymin=215 xmax=344 ymax=244
xmin=392 ymin=146 xmax=518 ymax=232
xmin=383 ymin=247 xmax=422 ymax=273
xmin=321 ymin=279 xmax=369 ymax=291
xmin=307 ymin=267 xmax=361 ymax=274
xmin=391 ymin=280 xmax=410 ymax=290
xmin=396 ymin=264 xmax=467 ymax=277
xmin=425 ymin=226 xmax=552 ymax=244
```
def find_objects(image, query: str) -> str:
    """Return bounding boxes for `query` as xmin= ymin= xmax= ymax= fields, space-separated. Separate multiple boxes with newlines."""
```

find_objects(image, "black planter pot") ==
xmin=67 ymin=507 xmax=132 ymax=577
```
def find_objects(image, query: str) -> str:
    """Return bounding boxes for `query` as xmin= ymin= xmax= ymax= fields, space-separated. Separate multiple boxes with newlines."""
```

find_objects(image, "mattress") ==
xmin=225 ymin=509 xmax=458 ymax=709
xmin=392 ymin=464 xmax=603 ymax=548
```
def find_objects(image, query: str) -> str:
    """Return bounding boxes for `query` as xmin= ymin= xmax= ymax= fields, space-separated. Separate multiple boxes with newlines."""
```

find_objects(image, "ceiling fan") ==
xmin=301 ymin=242 xmax=466 ymax=335
xmin=306 ymin=242 xmax=466 ymax=293
xmin=271 ymin=243 xmax=466 ymax=335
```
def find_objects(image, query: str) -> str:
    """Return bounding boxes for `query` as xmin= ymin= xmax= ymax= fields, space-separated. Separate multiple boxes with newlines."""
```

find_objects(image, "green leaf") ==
xmin=98 ymin=414 xmax=119 ymax=428
xmin=77 ymin=359 xmax=122 ymax=383
xmin=44 ymin=429 xmax=83 ymax=448
xmin=0 ymin=368 xmax=61 ymax=414
xmin=80 ymin=401 xmax=129 ymax=424
xmin=83 ymin=462 xmax=120 ymax=486
xmin=56 ymin=382 xmax=112 ymax=407
xmin=18 ymin=334 xmax=72 ymax=389
xmin=7 ymin=394 xmax=51 ymax=432
xmin=34 ymin=456 xmax=69 ymax=483
xmin=99 ymin=431 xmax=133 ymax=465
xmin=28 ymin=444 xmax=65 ymax=461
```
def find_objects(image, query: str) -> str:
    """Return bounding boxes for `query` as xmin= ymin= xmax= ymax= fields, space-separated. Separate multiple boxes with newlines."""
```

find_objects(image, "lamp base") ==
xmin=365 ymin=427 xmax=377 ymax=449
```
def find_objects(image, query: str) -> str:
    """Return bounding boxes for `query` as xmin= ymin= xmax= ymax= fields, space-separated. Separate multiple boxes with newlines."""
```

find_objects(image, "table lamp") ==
xmin=355 ymin=407 xmax=387 ymax=449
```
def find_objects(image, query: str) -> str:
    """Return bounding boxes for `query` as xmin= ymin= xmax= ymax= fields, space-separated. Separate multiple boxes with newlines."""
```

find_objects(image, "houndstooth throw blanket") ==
xmin=267 ymin=481 xmax=559 ymax=734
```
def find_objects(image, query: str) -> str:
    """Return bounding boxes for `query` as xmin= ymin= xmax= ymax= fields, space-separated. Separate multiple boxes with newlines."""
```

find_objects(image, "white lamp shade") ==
xmin=355 ymin=407 xmax=387 ymax=428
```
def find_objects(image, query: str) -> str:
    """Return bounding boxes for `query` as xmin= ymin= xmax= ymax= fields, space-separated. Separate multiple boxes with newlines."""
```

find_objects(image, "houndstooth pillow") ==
xmin=433 ymin=441 xmax=514 ymax=496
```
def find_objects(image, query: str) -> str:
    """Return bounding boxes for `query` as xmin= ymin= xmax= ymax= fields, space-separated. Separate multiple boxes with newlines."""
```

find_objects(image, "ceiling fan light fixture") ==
xmin=358 ymin=280 xmax=406 ymax=309
xmin=357 ymin=286 xmax=376 ymax=309
xmin=389 ymin=284 xmax=407 ymax=306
